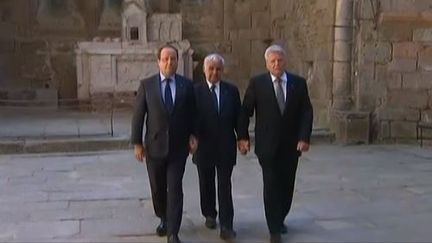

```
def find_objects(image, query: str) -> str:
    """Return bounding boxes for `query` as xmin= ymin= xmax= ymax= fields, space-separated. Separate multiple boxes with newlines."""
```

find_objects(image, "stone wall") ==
xmin=354 ymin=0 xmax=432 ymax=142
xmin=0 ymin=0 xmax=335 ymax=128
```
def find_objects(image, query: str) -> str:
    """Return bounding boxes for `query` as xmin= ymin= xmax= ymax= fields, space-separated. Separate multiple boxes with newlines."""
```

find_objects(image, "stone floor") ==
xmin=1 ymin=145 xmax=432 ymax=242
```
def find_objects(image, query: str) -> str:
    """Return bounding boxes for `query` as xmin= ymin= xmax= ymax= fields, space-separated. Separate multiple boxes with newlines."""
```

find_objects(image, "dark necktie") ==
xmin=164 ymin=79 xmax=174 ymax=114
xmin=211 ymin=84 xmax=218 ymax=112
xmin=275 ymin=79 xmax=285 ymax=114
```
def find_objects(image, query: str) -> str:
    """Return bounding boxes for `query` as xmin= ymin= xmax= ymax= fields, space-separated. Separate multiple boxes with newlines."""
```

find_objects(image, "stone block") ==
xmin=375 ymin=65 xmax=402 ymax=89
xmin=359 ymin=20 xmax=378 ymax=41
xmin=383 ymin=1 xmax=432 ymax=12
xmin=361 ymin=42 xmax=392 ymax=64
xmin=377 ymin=108 xmax=420 ymax=121
xmin=252 ymin=11 xmax=270 ymax=29
xmin=387 ymin=58 xmax=417 ymax=73
xmin=330 ymin=110 xmax=370 ymax=144
xmin=238 ymin=28 xmax=270 ymax=40
xmin=378 ymin=24 xmax=412 ymax=41
xmin=413 ymin=28 xmax=432 ymax=42
xmin=386 ymin=89 xmax=429 ymax=109
xmin=393 ymin=42 xmax=421 ymax=59
xmin=233 ymin=11 xmax=251 ymax=29
xmin=250 ymin=40 xmax=267 ymax=71
xmin=379 ymin=121 xmax=391 ymax=139
xmin=418 ymin=47 xmax=432 ymax=71
xmin=334 ymin=41 xmax=352 ymax=62
xmin=231 ymin=40 xmax=251 ymax=56
xmin=391 ymin=121 xmax=417 ymax=139
xmin=402 ymin=72 xmax=432 ymax=89
xmin=421 ymin=109 xmax=432 ymax=122
xmin=251 ymin=0 xmax=269 ymax=11
xmin=0 ymin=40 xmax=15 ymax=53
xmin=359 ymin=0 xmax=375 ymax=20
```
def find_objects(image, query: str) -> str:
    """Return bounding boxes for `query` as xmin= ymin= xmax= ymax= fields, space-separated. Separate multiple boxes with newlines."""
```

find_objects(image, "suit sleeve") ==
xmin=192 ymin=84 xmax=201 ymax=137
xmin=188 ymin=81 xmax=198 ymax=137
xmin=238 ymin=78 xmax=256 ymax=140
xmin=233 ymin=86 xmax=242 ymax=140
xmin=298 ymin=79 xmax=313 ymax=143
xmin=131 ymin=81 xmax=147 ymax=145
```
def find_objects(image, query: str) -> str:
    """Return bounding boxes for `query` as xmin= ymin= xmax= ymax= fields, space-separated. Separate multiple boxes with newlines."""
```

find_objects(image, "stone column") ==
xmin=331 ymin=0 xmax=370 ymax=144
xmin=332 ymin=0 xmax=353 ymax=110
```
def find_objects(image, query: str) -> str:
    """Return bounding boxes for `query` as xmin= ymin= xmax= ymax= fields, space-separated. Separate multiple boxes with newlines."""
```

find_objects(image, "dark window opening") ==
xmin=130 ymin=27 xmax=139 ymax=40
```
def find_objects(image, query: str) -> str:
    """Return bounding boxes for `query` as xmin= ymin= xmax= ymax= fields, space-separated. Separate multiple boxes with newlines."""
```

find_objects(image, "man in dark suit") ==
xmin=192 ymin=53 xmax=241 ymax=241
xmin=238 ymin=44 xmax=313 ymax=243
xmin=131 ymin=44 xmax=198 ymax=243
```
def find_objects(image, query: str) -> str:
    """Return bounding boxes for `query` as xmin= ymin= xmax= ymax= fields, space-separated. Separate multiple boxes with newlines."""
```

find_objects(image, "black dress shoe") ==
xmin=156 ymin=219 xmax=167 ymax=236
xmin=270 ymin=233 xmax=281 ymax=243
xmin=205 ymin=217 xmax=217 ymax=229
xmin=220 ymin=228 xmax=237 ymax=241
xmin=167 ymin=234 xmax=181 ymax=243
xmin=280 ymin=223 xmax=288 ymax=234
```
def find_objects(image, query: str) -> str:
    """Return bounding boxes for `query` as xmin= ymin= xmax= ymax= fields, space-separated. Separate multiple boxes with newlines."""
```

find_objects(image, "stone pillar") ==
xmin=332 ymin=0 xmax=353 ymax=110
xmin=331 ymin=0 xmax=370 ymax=144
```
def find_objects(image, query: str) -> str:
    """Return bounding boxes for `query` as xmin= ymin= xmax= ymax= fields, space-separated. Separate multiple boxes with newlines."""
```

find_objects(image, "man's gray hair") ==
xmin=264 ymin=44 xmax=286 ymax=60
xmin=203 ymin=53 xmax=225 ymax=68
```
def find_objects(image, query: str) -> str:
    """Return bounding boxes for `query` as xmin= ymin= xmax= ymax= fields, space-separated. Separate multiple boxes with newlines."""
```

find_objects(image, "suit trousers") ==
xmin=259 ymin=150 xmax=299 ymax=234
xmin=196 ymin=162 xmax=234 ymax=229
xmin=146 ymin=155 xmax=187 ymax=235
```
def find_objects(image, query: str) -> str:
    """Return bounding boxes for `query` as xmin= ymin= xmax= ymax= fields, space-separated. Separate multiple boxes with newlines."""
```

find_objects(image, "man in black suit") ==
xmin=238 ymin=44 xmax=313 ymax=243
xmin=193 ymin=53 xmax=241 ymax=241
xmin=131 ymin=44 xmax=198 ymax=243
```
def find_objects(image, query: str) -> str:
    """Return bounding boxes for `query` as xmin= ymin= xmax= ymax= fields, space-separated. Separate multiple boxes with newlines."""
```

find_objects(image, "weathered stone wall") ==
xmin=181 ymin=0 xmax=335 ymax=128
xmin=354 ymin=0 xmax=432 ymax=142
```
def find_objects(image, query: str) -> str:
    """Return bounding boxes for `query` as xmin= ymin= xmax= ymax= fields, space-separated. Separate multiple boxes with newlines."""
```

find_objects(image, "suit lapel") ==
xmin=219 ymin=81 xmax=227 ymax=115
xmin=148 ymin=75 xmax=168 ymax=116
xmin=265 ymin=73 xmax=282 ymax=115
xmin=173 ymin=74 xmax=185 ymax=114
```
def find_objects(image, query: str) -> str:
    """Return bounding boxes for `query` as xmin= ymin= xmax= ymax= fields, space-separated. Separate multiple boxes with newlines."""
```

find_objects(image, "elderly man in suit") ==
xmin=131 ymin=44 xmax=198 ymax=243
xmin=193 ymin=53 xmax=241 ymax=241
xmin=238 ymin=44 xmax=313 ymax=243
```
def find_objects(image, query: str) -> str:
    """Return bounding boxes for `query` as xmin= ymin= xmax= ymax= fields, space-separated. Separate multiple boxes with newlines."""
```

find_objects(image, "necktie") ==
xmin=211 ymin=84 xmax=218 ymax=112
xmin=164 ymin=79 xmax=173 ymax=114
xmin=275 ymin=79 xmax=285 ymax=114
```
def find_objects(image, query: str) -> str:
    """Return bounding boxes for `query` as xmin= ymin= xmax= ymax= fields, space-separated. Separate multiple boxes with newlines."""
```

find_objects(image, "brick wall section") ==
xmin=356 ymin=0 xmax=432 ymax=142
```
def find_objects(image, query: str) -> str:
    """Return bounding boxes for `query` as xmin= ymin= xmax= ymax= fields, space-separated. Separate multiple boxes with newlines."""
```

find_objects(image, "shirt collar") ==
xmin=206 ymin=80 xmax=220 ymax=89
xmin=270 ymin=72 xmax=287 ymax=83
xmin=160 ymin=73 xmax=175 ymax=83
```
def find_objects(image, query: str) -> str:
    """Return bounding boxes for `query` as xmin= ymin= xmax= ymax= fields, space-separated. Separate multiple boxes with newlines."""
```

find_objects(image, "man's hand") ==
xmin=297 ymin=141 xmax=310 ymax=152
xmin=189 ymin=135 xmax=198 ymax=154
xmin=134 ymin=144 xmax=146 ymax=162
xmin=237 ymin=139 xmax=250 ymax=155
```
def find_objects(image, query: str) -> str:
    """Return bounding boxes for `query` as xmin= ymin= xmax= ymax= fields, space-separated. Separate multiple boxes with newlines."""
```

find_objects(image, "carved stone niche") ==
xmin=76 ymin=0 xmax=193 ymax=104
xmin=122 ymin=0 xmax=151 ymax=44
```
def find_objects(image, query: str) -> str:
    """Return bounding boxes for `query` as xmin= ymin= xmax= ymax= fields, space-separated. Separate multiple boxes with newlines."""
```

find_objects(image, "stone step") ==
xmin=0 ymin=129 xmax=334 ymax=154
xmin=0 ymin=88 xmax=58 ymax=107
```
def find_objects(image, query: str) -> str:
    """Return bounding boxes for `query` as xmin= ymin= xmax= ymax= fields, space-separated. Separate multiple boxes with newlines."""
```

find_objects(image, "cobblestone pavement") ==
xmin=0 ymin=145 xmax=432 ymax=242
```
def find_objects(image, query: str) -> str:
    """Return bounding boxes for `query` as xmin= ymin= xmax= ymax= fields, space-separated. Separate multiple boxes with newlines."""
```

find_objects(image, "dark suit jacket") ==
xmin=238 ymin=71 xmax=313 ymax=160
xmin=131 ymin=73 xmax=196 ymax=160
xmin=192 ymin=80 xmax=241 ymax=166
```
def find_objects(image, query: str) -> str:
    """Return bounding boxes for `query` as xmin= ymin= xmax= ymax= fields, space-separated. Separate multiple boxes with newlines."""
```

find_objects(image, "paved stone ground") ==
xmin=1 ymin=145 xmax=432 ymax=242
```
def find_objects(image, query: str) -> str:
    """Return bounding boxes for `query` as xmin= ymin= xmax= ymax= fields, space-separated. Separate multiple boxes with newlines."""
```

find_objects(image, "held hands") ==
xmin=297 ymin=141 xmax=310 ymax=152
xmin=237 ymin=139 xmax=250 ymax=155
xmin=134 ymin=144 xmax=146 ymax=162
xmin=189 ymin=135 xmax=198 ymax=154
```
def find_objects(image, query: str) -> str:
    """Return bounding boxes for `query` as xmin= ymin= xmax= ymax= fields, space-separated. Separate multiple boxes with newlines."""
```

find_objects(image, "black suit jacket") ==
xmin=131 ymin=73 xmax=196 ymax=160
xmin=238 ymin=71 xmax=313 ymax=160
xmin=192 ymin=80 xmax=241 ymax=166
